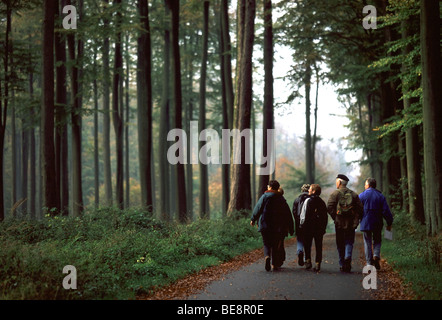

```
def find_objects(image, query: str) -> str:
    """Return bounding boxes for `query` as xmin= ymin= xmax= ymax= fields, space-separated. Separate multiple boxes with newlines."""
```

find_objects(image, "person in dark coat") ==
xmin=327 ymin=174 xmax=363 ymax=273
xmin=292 ymin=184 xmax=310 ymax=266
xmin=358 ymin=178 xmax=393 ymax=270
xmin=251 ymin=180 xmax=294 ymax=271
xmin=300 ymin=184 xmax=328 ymax=272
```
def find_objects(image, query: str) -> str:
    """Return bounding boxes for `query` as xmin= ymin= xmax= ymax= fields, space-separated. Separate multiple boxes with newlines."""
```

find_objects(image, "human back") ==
xmin=359 ymin=179 xmax=393 ymax=232
xmin=303 ymin=194 xmax=328 ymax=233
xmin=261 ymin=190 xmax=288 ymax=233
xmin=328 ymin=186 xmax=361 ymax=230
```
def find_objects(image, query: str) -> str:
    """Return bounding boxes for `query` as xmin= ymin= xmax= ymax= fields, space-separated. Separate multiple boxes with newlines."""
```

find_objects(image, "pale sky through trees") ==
xmin=257 ymin=43 xmax=363 ymax=179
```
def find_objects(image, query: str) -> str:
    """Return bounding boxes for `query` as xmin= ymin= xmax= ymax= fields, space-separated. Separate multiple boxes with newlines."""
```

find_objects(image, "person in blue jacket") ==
xmin=358 ymin=178 xmax=393 ymax=270
xmin=251 ymin=180 xmax=294 ymax=271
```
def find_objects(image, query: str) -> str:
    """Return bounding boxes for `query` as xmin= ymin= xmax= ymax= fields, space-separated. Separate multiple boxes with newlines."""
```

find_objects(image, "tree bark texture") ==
xmin=228 ymin=0 xmax=256 ymax=215
xmin=258 ymin=0 xmax=274 ymax=197
xmin=137 ymin=0 xmax=153 ymax=211
xmin=41 ymin=0 xmax=58 ymax=215
xmin=420 ymin=0 xmax=442 ymax=236
xmin=199 ymin=1 xmax=210 ymax=219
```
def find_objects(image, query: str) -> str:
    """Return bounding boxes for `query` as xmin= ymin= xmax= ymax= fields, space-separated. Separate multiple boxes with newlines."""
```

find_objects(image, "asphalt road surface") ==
xmin=186 ymin=233 xmax=374 ymax=300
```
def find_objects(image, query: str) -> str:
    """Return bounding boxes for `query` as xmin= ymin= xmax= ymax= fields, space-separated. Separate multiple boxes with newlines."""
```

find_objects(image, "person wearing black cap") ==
xmin=327 ymin=174 xmax=363 ymax=272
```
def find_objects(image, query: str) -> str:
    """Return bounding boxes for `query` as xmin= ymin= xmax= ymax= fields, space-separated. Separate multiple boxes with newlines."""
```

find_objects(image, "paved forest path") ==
xmin=185 ymin=233 xmax=375 ymax=300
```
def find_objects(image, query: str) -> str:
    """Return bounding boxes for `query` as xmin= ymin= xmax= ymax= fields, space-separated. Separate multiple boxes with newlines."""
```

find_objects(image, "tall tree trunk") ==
xmin=258 ymin=0 xmax=273 ymax=197
xmin=233 ymin=0 xmax=246 ymax=129
xmin=41 ymin=0 xmax=58 ymax=215
xmin=219 ymin=39 xmax=230 ymax=215
xmin=29 ymin=70 xmax=36 ymax=218
xmin=112 ymin=0 xmax=124 ymax=210
xmin=0 ymin=1 xmax=12 ymax=221
xmin=219 ymin=0 xmax=233 ymax=215
xmin=367 ymin=92 xmax=383 ymax=188
xmin=119 ymin=50 xmax=125 ymax=206
xmin=55 ymin=1 xmax=69 ymax=214
xmin=9 ymin=2 xmax=17 ymax=216
xmin=406 ymin=125 xmax=425 ymax=223
xmin=199 ymin=0 xmax=210 ymax=219
xmin=137 ymin=0 xmax=153 ymax=212
xmin=93 ymin=47 xmax=100 ymax=207
xmin=159 ymin=0 xmax=171 ymax=221
xmin=312 ymin=64 xmax=319 ymax=182
xmin=398 ymin=133 xmax=408 ymax=210
xmin=420 ymin=0 xmax=442 ymax=236
xmin=124 ymin=35 xmax=130 ymax=208
xmin=102 ymin=0 xmax=112 ymax=206
xmin=0 ymin=123 xmax=4 ymax=220
xmin=167 ymin=0 xmax=187 ymax=222
xmin=228 ymin=0 xmax=256 ymax=215
xmin=67 ymin=0 xmax=83 ymax=217
xmin=221 ymin=0 xmax=234 ymax=130
xmin=185 ymin=30 xmax=194 ymax=219
xmin=21 ymin=116 xmax=29 ymax=216
xmin=304 ymin=57 xmax=313 ymax=184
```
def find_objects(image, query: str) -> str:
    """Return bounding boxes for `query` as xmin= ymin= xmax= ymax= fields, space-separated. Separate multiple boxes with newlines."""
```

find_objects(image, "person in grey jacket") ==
xmin=251 ymin=180 xmax=294 ymax=271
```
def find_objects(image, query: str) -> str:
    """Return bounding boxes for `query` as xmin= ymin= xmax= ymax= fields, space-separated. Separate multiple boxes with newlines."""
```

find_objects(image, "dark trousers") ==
xmin=335 ymin=227 xmax=355 ymax=266
xmin=261 ymin=231 xmax=285 ymax=267
xmin=304 ymin=231 xmax=324 ymax=263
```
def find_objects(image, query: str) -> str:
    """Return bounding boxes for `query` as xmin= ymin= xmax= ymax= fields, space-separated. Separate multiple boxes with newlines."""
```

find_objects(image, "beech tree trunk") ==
xmin=29 ymin=69 xmax=36 ymax=218
xmin=165 ymin=0 xmax=187 ymax=222
xmin=199 ymin=0 xmax=210 ymax=219
xmin=159 ymin=0 xmax=171 ymax=221
xmin=112 ymin=0 xmax=124 ymax=210
xmin=258 ymin=0 xmax=274 ymax=197
xmin=219 ymin=0 xmax=233 ymax=215
xmin=102 ymin=0 xmax=112 ymax=206
xmin=67 ymin=0 xmax=83 ymax=217
xmin=228 ymin=0 xmax=256 ymax=215
xmin=420 ymin=0 xmax=442 ymax=235
xmin=93 ymin=47 xmax=99 ymax=207
xmin=0 ymin=2 xmax=12 ymax=220
xmin=41 ymin=0 xmax=58 ymax=215
xmin=137 ymin=0 xmax=153 ymax=212
xmin=55 ymin=1 xmax=69 ymax=214
xmin=304 ymin=57 xmax=313 ymax=184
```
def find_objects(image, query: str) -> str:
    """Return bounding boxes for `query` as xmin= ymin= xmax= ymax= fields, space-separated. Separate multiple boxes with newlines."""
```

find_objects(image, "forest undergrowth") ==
xmin=381 ymin=209 xmax=441 ymax=300
xmin=0 ymin=208 xmax=261 ymax=299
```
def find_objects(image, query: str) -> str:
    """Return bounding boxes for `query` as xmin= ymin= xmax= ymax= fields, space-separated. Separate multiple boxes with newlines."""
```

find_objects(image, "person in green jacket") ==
xmin=327 ymin=174 xmax=363 ymax=273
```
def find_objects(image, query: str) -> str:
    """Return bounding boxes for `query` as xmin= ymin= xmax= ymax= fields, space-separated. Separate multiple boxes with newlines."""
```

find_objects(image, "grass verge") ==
xmin=0 ymin=208 xmax=261 ymax=300
xmin=381 ymin=212 xmax=441 ymax=300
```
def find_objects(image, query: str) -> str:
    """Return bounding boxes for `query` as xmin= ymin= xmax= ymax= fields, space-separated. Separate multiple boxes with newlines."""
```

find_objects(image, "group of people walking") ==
xmin=250 ymin=174 xmax=393 ymax=273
